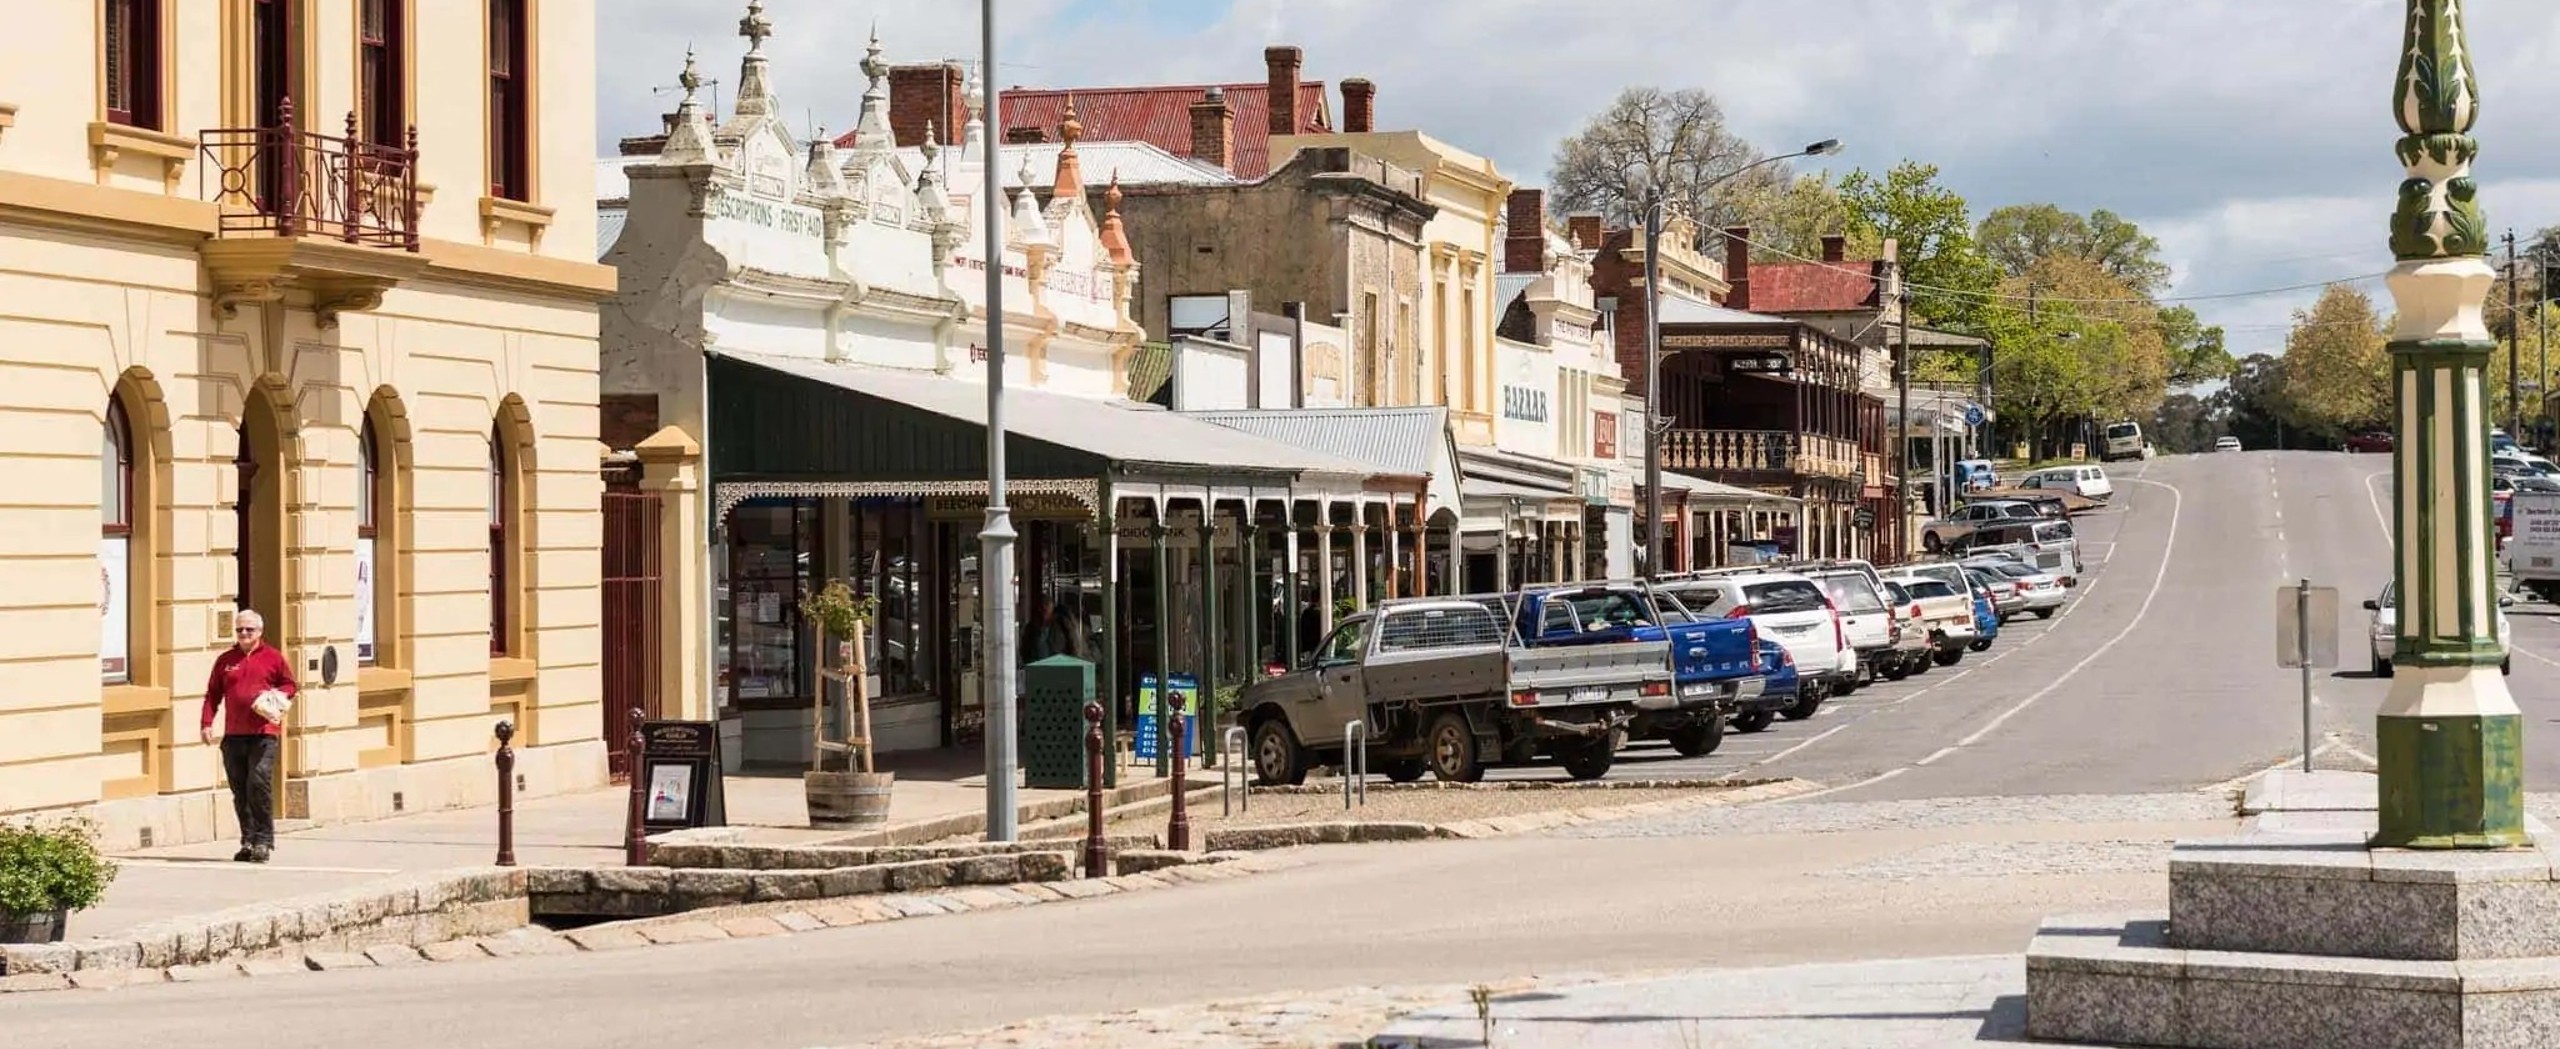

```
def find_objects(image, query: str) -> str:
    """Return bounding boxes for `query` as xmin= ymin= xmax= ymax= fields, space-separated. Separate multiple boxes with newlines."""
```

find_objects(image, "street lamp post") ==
xmin=1636 ymin=138 xmax=1842 ymax=579
xmin=978 ymin=0 xmax=1021 ymax=842
xmin=2373 ymin=0 xmax=2522 ymax=849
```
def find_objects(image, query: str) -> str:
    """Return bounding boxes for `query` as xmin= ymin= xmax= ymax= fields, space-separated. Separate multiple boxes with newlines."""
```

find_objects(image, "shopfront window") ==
xmin=853 ymin=501 xmax=928 ymax=697
xmin=721 ymin=500 xmax=818 ymax=705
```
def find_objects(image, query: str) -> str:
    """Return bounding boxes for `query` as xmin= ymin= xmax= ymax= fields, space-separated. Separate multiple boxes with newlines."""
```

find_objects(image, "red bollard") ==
xmin=493 ymin=720 xmax=518 ymax=867
xmin=1167 ymin=696 xmax=1191 ymax=851
xmin=624 ymin=707 xmax=648 ymax=866
xmin=1082 ymin=702 xmax=1109 ymax=877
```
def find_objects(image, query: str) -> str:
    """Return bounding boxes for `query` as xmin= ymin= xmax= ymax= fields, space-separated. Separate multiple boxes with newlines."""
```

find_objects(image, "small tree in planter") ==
xmin=798 ymin=580 xmax=893 ymax=828
xmin=0 ymin=818 xmax=117 ymax=945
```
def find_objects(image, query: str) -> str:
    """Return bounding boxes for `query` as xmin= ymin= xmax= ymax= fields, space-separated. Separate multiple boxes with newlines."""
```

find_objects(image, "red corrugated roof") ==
xmin=991 ymin=82 xmax=1331 ymax=179
xmin=1747 ymin=261 xmax=1879 ymax=313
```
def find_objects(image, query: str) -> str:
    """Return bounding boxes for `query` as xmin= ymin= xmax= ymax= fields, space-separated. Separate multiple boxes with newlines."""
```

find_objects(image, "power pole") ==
xmin=2542 ymin=260 xmax=2552 ymax=450
xmin=1641 ymin=189 xmax=1664 ymax=580
xmin=2508 ymin=229 xmax=2521 ymax=435
xmin=1895 ymin=272 xmax=1912 ymax=559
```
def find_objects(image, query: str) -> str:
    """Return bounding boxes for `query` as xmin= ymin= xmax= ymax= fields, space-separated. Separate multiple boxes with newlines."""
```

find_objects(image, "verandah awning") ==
xmin=707 ymin=351 xmax=1402 ymax=520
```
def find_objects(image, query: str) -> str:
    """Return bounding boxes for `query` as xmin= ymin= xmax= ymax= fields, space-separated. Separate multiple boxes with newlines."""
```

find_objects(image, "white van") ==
xmin=2101 ymin=421 xmax=2148 ymax=462
xmin=2020 ymin=464 xmax=2113 ymax=501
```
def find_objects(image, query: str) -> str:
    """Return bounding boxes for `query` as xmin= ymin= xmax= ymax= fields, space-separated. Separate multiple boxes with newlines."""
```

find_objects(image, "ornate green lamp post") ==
xmin=2374 ymin=0 xmax=2525 ymax=848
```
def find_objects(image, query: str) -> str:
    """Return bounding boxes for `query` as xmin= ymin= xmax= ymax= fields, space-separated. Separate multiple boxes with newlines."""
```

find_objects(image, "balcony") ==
xmin=196 ymin=102 xmax=426 ymax=326
xmin=1661 ymin=429 xmax=1861 ymax=480
xmin=1865 ymin=453 xmax=1890 ymax=489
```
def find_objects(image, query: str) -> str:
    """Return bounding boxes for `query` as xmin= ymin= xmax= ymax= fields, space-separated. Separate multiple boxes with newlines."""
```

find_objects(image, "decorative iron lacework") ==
xmin=712 ymin=478 xmax=1100 ymax=525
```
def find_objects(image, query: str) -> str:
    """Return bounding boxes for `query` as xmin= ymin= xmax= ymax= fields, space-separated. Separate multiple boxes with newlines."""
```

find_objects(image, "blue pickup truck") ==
xmin=1501 ymin=584 xmax=1765 ymax=758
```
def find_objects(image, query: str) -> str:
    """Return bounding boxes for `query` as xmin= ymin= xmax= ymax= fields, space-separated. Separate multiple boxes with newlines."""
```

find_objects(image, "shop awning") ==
xmin=1654 ymin=470 xmax=1804 ymax=509
xmin=708 ymin=352 xmax=1401 ymax=514
xmin=1187 ymin=406 xmax=1461 ymax=513
xmin=1457 ymin=446 xmax=1583 ymax=531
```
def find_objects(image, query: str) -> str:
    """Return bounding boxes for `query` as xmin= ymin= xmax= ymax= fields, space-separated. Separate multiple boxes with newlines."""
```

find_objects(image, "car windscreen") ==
xmin=2035 ymin=521 xmax=2075 ymax=541
xmin=1741 ymin=579 xmax=1829 ymax=614
xmin=1809 ymin=574 xmax=1885 ymax=613
xmin=1905 ymin=580 xmax=1959 ymax=599
xmin=2107 ymin=424 xmax=2139 ymax=439
xmin=1987 ymin=563 xmax=2038 ymax=579
xmin=1375 ymin=606 xmax=1505 ymax=651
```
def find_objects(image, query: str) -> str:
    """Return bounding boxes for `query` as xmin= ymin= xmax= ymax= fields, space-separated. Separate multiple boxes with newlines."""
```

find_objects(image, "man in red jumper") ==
xmin=201 ymin=609 xmax=295 ymax=863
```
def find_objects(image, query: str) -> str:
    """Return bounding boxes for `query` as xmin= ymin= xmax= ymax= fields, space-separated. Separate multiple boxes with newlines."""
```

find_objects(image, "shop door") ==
xmin=600 ymin=475 xmax=661 ymax=779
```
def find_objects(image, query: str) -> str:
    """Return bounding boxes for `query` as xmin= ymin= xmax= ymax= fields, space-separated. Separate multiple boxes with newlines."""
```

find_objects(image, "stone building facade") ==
xmin=0 ymin=0 xmax=614 ymax=846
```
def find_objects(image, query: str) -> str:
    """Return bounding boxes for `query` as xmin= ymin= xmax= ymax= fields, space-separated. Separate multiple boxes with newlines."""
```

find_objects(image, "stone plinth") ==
xmin=2169 ymin=830 xmax=2560 ymax=960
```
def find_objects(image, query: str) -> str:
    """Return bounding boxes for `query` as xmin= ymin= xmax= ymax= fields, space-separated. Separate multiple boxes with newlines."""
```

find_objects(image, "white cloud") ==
xmin=602 ymin=0 xmax=2560 ymax=349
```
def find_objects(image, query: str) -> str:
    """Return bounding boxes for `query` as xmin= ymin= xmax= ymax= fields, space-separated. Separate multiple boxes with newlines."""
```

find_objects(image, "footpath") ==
xmin=74 ymin=748 xmax=1208 ymax=942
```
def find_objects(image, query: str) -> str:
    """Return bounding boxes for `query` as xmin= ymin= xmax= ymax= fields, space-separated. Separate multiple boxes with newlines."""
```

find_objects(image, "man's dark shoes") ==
xmin=248 ymin=845 xmax=272 ymax=864
xmin=233 ymin=847 xmax=255 ymax=862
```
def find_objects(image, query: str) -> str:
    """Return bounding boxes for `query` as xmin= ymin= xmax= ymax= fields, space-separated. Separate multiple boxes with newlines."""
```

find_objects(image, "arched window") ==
xmin=357 ymin=417 xmax=380 ymax=664
xmin=101 ymin=399 xmax=134 ymax=682
xmin=489 ymin=425 xmax=510 ymax=655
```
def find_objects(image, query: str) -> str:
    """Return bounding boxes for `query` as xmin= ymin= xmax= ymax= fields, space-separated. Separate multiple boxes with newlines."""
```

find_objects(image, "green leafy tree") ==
xmin=2219 ymin=353 xmax=2293 ymax=450
xmin=1977 ymin=204 xmax=2173 ymax=297
xmin=2156 ymin=305 xmax=2235 ymax=386
xmin=2274 ymin=284 xmax=2391 ymax=441
xmin=1723 ymin=172 xmax=1852 ymax=261
xmin=1837 ymin=161 xmax=1999 ymax=333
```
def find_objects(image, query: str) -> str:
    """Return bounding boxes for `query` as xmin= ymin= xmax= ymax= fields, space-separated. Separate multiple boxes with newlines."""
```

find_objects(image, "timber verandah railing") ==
xmin=199 ymin=98 xmax=420 ymax=251
xmin=1661 ymin=429 xmax=1861 ymax=480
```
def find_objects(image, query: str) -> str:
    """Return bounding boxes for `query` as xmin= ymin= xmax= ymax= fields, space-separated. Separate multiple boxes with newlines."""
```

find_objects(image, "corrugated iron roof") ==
xmin=996 ymin=81 xmax=1331 ymax=179
xmin=1188 ymin=406 xmax=1460 ymax=510
xmin=1749 ymin=261 xmax=1879 ymax=313
xmin=890 ymin=140 xmax=1237 ymax=189
xmin=596 ymin=208 xmax=627 ymax=260
xmin=1656 ymin=470 xmax=1803 ymax=507
xmin=719 ymin=351 xmax=1394 ymax=480
xmin=1656 ymin=295 xmax=1794 ymax=327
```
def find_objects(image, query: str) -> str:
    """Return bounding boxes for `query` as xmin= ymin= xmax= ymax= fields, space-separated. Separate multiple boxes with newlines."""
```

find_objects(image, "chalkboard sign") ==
xmin=639 ymin=720 xmax=728 ymax=832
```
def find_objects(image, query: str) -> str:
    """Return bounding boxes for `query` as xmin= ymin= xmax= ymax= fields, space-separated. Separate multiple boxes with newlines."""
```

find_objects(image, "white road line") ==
xmin=1916 ymin=745 xmax=1959 ymax=766
xmin=2363 ymin=470 xmax=2393 ymax=540
xmin=1744 ymin=722 xmax=1853 ymax=768
xmin=1949 ymin=476 xmax=2186 ymax=751
xmin=1776 ymin=766 xmax=1909 ymax=803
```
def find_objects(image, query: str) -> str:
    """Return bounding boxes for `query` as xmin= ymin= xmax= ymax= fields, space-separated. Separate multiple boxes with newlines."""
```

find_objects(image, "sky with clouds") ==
xmin=599 ymin=0 xmax=2560 ymax=358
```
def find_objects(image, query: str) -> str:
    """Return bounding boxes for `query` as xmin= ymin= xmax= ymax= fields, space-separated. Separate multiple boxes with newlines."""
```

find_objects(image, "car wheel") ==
xmin=1833 ymin=675 xmax=1862 ymax=697
xmin=1969 ymin=638 xmax=1994 ymax=652
xmin=1732 ymin=709 xmax=1775 ymax=734
xmin=1559 ymin=735 xmax=1617 ymax=781
xmin=1382 ymin=758 xmax=1428 ymax=783
xmin=1425 ymin=712 xmax=1484 ymax=783
xmin=1668 ymin=717 xmax=1725 ymax=758
xmin=2034 ymin=609 xmax=2057 ymax=620
xmin=1907 ymin=653 xmax=1932 ymax=676
xmin=2504 ymin=657 xmax=2513 ymax=676
xmin=2373 ymin=655 xmax=2395 ymax=679
xmin=1251 ymin=718 xmax=1308 ymax=787
xmin=1934 ymin=647 xmax=1966 ymax=667
xmin=1782 ymin=693 xmax=1824 ymax=721
xmin=1879 ymin=659 xmax=1911 ymax=682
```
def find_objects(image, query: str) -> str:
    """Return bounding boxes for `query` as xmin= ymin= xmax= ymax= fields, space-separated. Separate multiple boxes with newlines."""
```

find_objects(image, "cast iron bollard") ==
xmin=1166 ymin=695 xmax=1191 ymax=851
xmin=624 ymin=706 xmax=647 ymax=866
xmin=1082 ymin=701 xmax=1109 ymax=877
xmin=493 ymin=720 xmax=518 ymax=867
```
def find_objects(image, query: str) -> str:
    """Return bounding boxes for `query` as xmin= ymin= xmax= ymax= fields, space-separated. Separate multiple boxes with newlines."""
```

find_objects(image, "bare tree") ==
xmin=1549 ymin=87 xmax=1783 ymax=232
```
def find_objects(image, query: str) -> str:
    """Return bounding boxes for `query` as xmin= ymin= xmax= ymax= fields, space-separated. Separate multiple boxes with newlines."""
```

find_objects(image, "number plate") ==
xmin=1571 ymin=687 xmax=1609 ymax=704
xmin=2534 ymin=557 xmax=2553 ymax=569
xmin=1680 ymin=682 xmax=1718 ymax=698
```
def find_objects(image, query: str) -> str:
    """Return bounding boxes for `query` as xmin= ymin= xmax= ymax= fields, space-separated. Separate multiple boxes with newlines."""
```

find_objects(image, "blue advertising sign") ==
xmin=1133 ymin=674 xmax=1198 ymax=761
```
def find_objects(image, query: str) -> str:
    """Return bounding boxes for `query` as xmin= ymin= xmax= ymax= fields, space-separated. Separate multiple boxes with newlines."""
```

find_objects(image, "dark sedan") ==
xmin=2345 ymin=431 xmax=2394 ymax=453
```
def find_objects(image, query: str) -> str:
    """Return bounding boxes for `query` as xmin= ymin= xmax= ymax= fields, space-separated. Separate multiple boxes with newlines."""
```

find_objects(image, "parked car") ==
xmin=1656 ymin=571 xmax=1850 ymax=716
xmin=1967 ymin=566 xmax=2026 ymax=622
xmin=1952 ymin=459 xmax=2000 ymax=491
xmin=2516 ymin=476 xmax=2560 ymax=494
xmin=1880 ymin=567 xmax=1980 ymax=666
xmin=1732 ymin=639 xmax=1801 ymax=734
xmin=2214 ymin=436 xmax=2243 ymax=452
xmin=2102 ymin=421 xmax=2150 ymax=462
xmin=2365 ymin=581 xmax=2509 ymax=678
xmin=1958 ymin=519 xmax=2084 ymax=585
xmin=1237 ymin=598 xmax=1668 ymax=785
xmin=2494 ymin=452 xmax=2560 ymax=478
xmin=1964 ymin=559 xmax=2068 ymax=618
xmin=1502 ymin=584 xmax=1760 ymax=758
xmin=2019 ymin=464 xmax=2114 ymax=502
xmin=1923 ymin=500 xmax=2049 ymax=553
xmin=2493 ymin=428 xmax=2522 ymax=455
xmin=1802 ymin=566 xmax=1897 ymax=687
xmin=2345 ymin=431 xmax=2394 ymax=454
xmin=1875 ymin=580 xmax=1937 ymax=679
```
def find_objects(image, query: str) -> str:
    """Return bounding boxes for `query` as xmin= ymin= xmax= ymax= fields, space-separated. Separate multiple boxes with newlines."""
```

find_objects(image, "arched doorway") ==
xmin=234 ymin=388 xmax=293 ymax=816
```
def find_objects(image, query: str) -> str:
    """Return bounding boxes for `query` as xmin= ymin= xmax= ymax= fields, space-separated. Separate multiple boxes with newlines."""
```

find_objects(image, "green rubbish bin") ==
xmin=1021 ymin=655 xmax=1111 ymax=789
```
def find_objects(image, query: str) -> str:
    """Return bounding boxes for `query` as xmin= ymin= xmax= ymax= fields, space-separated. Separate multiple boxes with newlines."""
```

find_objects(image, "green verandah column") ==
xmin=2373 ymin=0 xmax=2525 ymax=848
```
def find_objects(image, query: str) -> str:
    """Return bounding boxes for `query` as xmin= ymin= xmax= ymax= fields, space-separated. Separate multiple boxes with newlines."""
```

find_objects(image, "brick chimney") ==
xmin=1341 ymin=77 xmax=1376 ymax=133
xmin=1504 ymin=189 xmax=1547 ymax=273
xmin=1723 ymin=226 xmax=1753 ymax=311
xmin=1821 ymin=234 xmax=1847 ymax=263
xmin=1567 ymin=214 xmax=1604 ymax=252
xmin=888 ymin=63 xmax=966 ymax=148
xmin=1189 ymin=87 xmax=1235 ymax=170
xmin=1265 ymin=46 xmax=1304 ymax=135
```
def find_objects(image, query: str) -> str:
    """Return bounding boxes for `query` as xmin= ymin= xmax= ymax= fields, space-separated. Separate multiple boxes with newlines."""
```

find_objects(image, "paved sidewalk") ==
xmin=1374 ymin=956 xmax=2031 ymax=1048
xmin=77 ymin=748 xmax=1210 ymax=940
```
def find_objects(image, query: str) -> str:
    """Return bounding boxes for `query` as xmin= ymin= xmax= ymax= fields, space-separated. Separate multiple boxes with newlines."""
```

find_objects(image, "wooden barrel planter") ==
xmin=0 ymin=907 xmax=66 ymax=945
xmin=805 ymin=770 xmax=895 ymax=828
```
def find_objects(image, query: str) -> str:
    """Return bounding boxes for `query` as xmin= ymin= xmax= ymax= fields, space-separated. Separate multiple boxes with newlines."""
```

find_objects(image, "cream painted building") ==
xmin=1271 ymin=129 xmax=1512 ymax=447
xmin=0 ymin=0 xmax=613 ymax=848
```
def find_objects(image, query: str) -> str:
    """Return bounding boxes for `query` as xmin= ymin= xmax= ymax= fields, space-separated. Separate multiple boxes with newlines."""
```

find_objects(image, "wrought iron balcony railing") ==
xmin=200 ymin=99 xmax=418 ymax=251
xmin=1661 ymin=429 xmax=1862 ymax=480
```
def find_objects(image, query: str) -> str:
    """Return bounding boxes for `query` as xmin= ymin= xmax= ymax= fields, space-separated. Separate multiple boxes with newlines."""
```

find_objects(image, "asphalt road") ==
xmin=24 ymin=449 xmax=2560 ymax=1048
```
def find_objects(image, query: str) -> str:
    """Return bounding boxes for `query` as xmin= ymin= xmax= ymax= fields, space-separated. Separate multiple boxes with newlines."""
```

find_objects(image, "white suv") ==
xmin=1658 ymin=571 xmax=1855 ymax=706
